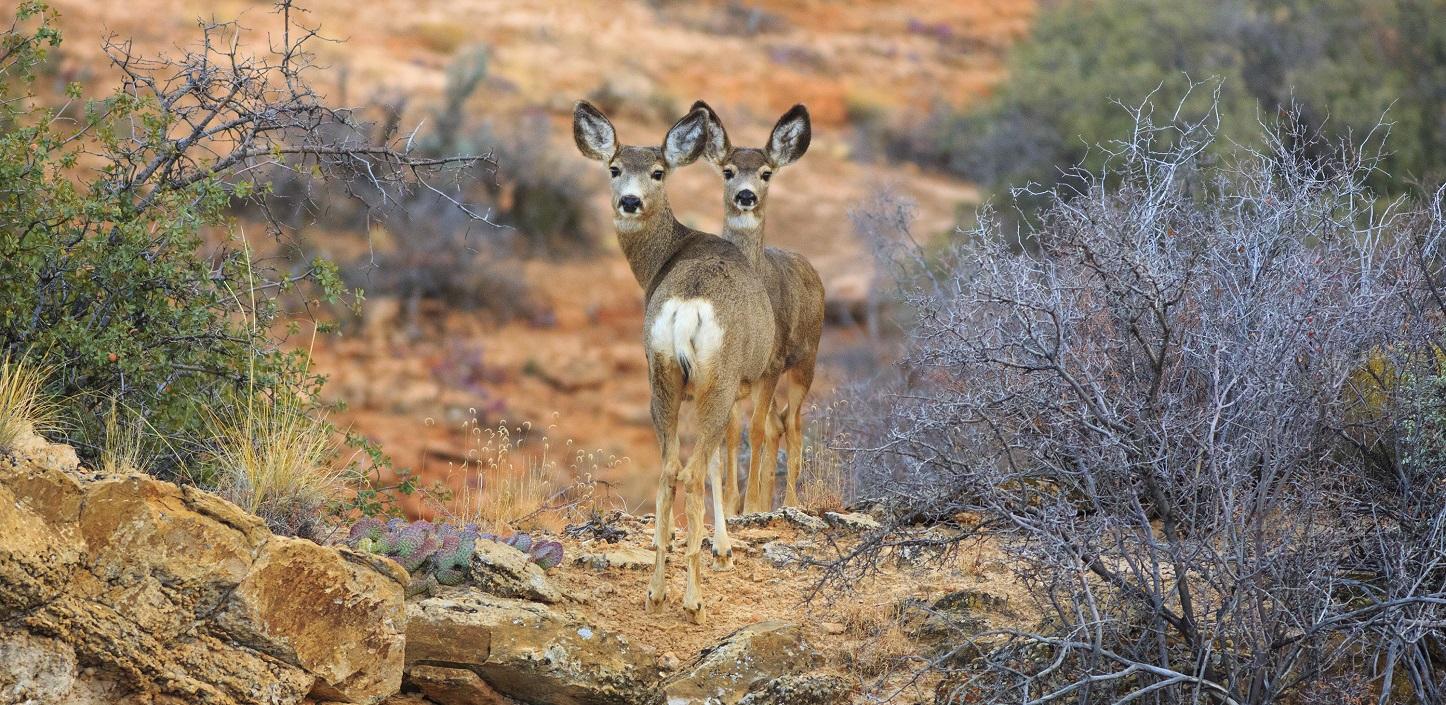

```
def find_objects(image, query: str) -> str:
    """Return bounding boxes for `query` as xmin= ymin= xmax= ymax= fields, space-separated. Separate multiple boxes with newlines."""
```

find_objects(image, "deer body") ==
xmin=697 ymin=102 xmax=826 ymax=513
xmin=574 ymin=102 xmax=773 ymax=623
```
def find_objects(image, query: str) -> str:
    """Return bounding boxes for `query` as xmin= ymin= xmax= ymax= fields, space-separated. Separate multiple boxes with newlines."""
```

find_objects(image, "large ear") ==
xmin=663 ymin=107 xmax=708 ymax=168
xmin=691 ymin=100 xmax=730 ymax=165
xmin=766 ymin=104 xmax=811 ymax=167
xmin=573 ymin=100 xmax=617 ymax=162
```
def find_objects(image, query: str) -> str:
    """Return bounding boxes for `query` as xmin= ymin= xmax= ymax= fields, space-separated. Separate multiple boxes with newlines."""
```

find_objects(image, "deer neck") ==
xmin=723 ymin=209 xmax=766 ymax=269
xmin=615 ymin=200 xmax=687 ymax=292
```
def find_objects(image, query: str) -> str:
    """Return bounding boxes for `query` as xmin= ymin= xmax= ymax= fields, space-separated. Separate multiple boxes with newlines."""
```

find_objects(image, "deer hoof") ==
xmin=683 ymin=600 xmax=706 ymax=625
xmin=711 ymin=547 xmax=734 ymax=571
xmin=645 ymin=588 xmax=667 ymax=614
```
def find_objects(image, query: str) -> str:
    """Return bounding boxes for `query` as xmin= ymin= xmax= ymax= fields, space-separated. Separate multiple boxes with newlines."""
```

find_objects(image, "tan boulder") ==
xmin=0 ymin=438 xmax=409 ymax=705
xmin=572 ymin=545 xmax=655 ymax=572
xmin=406 ymin=664 xmax=515 ymax=705
xmin=407 ymin=589 xmax=661 ymax=705
xmin=215 ymin=537 xmax=409 ymax=703
xmin=469 ymin=539 xmax=565 ymax=603
xmin=662 ymin=622 xmax=815 ymax=705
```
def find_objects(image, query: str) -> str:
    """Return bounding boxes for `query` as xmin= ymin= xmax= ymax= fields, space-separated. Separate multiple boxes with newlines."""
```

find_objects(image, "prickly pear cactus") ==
xmin=346 ymin=519 xmax=565 ymax=584
xmin=528 ymin=540 xmax=565 ymax=570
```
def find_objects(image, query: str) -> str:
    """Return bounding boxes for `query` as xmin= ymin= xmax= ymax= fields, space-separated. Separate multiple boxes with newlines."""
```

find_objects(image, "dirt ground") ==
xmin=548 ymin=510 xmax=1037 ymax=703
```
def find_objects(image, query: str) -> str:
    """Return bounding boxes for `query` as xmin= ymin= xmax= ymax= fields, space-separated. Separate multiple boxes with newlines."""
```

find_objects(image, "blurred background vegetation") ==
xmin=857 ymin=0 xmax=1445 ymax=208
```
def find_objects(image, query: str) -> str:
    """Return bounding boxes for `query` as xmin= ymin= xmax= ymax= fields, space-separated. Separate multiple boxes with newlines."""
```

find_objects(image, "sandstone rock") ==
xmin=822 ymin=511 xmax=881 ymax=532
xmin=215 ymin=536 xmax=409 ymax=704
xmin=406 ymin=665 xmax=514 ymax=705
xmin=0 ymin=630 xmax=132 ymax=705
xmin=759 ymin=541 xmax=809 ymax=568
xmin=727 ymin=507 xmax=827 ymax=533
xmin=0 ymin=439 xmax=409 ymax=705
xmin=573 ymin=545 xmax=655 ymax=572
xmin=819 ymin=622 xmax=846 ymax=636
xmin=737 ymin=673 xmax=852 ymax=705
xmin=407 ymin=589 xmax=661 ymax=705
xmin=662 ymin=622 xmax=814 ymax=705
xmin=470 ymin=539 xmax=565 ymax=603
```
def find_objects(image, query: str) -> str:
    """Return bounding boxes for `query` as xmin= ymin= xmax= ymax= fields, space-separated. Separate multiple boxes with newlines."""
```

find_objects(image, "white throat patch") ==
xmin=726 ymin=212 xmax=762 ymax=232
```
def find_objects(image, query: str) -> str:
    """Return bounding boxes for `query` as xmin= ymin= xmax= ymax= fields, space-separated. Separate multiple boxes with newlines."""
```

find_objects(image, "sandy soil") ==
xmin=548 ymin=510 xmax=1036 ymax=703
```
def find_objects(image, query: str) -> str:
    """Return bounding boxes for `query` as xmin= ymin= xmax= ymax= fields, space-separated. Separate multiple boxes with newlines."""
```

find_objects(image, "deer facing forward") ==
xmin=694 ymin=101 xmax=826 ymax=514
xmin=573 ymin=101 xmax=774 ymax=623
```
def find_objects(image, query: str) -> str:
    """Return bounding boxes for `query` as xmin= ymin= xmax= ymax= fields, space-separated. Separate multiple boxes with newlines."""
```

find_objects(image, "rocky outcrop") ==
xmin=406 ymin=589 xmax=662 ymax=705
xmin=726 ymin=507 xmax=828 ymax=533
xmin=572 ymin=545 xmax=655 ymax=571
xmin=405 ymin=664 xmax=515 ymax=705
xmin=662 ymin=622 xmax=818 ymax=705
xmin=0 ymin=434 xmax=408 ymax=705
xmin=469 ymin=538 xmax=565 ymax=603
xmin=737 ymin=673 xmax=851 ymax=705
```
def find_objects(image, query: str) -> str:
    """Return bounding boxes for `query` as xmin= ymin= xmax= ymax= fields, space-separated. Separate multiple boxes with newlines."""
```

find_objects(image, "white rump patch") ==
xmin=649 ymin=298 xmax=724 ymax=386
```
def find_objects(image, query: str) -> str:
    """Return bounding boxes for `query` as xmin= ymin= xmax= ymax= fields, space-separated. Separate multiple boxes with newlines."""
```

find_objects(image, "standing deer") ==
xmin=693 ymin=101 xmax=825 ymax=513
xmin=572 ymin=101 xmax=775 ymax=623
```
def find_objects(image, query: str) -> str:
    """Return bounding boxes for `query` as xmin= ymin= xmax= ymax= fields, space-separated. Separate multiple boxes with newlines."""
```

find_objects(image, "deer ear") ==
xmin=663 ymin=108 xmax=707 ymax=168
xmin=691 ymin=100 xmax=730 ymax=164
xmin=766 ymin=104 xmax=811 ymax=167
xmin=573 ymin=100 xmax=617 ymax=162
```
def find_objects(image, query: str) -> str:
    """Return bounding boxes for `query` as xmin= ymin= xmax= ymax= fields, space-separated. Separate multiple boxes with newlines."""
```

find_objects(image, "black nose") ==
xmin=735 ymin=190 xmax=757 ymax=207
xmin=619 ymin=195 xmax=642 ymax=213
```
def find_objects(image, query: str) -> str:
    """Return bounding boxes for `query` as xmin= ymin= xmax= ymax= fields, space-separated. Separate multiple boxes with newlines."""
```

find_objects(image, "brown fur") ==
xmin=573 ymin=102 xmax=775 ymax=623
xmin=693 ymin=101 xmax=827 ymax=513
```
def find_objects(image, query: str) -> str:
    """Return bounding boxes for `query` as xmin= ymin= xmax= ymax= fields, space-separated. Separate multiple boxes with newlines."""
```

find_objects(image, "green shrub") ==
xmin=0 ymin=2 xmax=479 ymax=487
xmin=880 ymin=0 xmax=1446 ymax=204
xmin=0 ymin=3 xmax=337 ymax=475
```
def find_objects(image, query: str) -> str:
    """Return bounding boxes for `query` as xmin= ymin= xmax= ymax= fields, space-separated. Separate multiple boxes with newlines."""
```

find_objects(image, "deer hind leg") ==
xmin=681 ymin=381 xmax=732 ymax=623
xmin=742 ymin=374 xmax=781 ymax=513
xmin=646 ymin=365 xmax=683 ymax=614
xmin=723 ymin=401 xmax=743 ymax=516
xmin=782 ymin=368 xmax=813 ymax=507
xmin=708 ymin=442 xmax=734 ymax=571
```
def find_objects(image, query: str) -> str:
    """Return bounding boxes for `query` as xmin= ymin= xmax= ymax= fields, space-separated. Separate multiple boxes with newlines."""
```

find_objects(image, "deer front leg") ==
xmin=782 ymin=377 xmax=808 ymax=507
xmin=742 ymin=375 xmax=780 ymax=513
xmin=759 ymin=399 xmax=783 ymax=512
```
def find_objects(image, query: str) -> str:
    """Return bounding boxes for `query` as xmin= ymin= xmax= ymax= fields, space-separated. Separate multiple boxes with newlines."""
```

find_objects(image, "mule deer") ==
xmin=693 ymin=101 xmax=826 ymax=513
xmin=573 ymin=101 xmax=775 ymax=623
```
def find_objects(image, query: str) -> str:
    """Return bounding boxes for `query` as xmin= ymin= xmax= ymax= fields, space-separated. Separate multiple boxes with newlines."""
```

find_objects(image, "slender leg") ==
xmin=681 ymin=381 xmax=731 ymax=624
xmin=724 ymin=401 xmax=743 ymax=515
xmin=759 ymin=396 xmax=783 ymax=511
xmin=742 ymin=374 xmax=781 ymax=513
xmin=782 ymin=376 xmax=809 ymax=507
xmin=646 ymin=360 xmax=683 ymax=614
xmin=708 ymin=445 xmax=734 ymax=570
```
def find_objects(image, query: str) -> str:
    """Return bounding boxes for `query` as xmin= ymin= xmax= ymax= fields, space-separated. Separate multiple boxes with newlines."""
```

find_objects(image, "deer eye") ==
xmin=651 ymin=169 xmax=665 ymax=181
xmin=760 ymin=171 xmax=773 ymax=182
xmin=609 ymin=166 xmax=621 ymax=178
xmin=722 ymin=168 xmax=735 ymax=179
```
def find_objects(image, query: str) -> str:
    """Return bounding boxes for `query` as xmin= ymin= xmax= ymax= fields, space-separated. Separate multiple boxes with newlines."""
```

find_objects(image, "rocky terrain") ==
xmin=2 ymin=431 xmax=1023 ymax=705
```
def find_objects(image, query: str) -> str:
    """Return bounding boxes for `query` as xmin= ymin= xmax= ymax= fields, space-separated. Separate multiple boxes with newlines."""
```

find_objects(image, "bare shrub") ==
xmin=837 ymin=94 xmax=1446 ymax=703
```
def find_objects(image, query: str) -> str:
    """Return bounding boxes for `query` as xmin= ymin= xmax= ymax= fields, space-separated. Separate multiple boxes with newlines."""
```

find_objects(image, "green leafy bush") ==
xmin=0 ymin=2 xmax=481 ymax=479
xmin=877 ymin=0 xmax=1446 ymax=204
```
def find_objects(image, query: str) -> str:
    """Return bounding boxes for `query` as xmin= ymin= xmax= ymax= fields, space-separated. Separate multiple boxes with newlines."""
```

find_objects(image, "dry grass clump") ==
xmin=835 ymin=596 xmax=920 ymax=682
xmin=206 ymin=392 xmax=346 ymax=537
xmin=433 ymin=411 xmax=627 ymax=533
xmin=797 ymin=400 xmax=856 ymax=513
xmin=0 ymin=354 xmax=57 ymax=453
xmin=98 ymin=398 xmax=149 ymax=475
